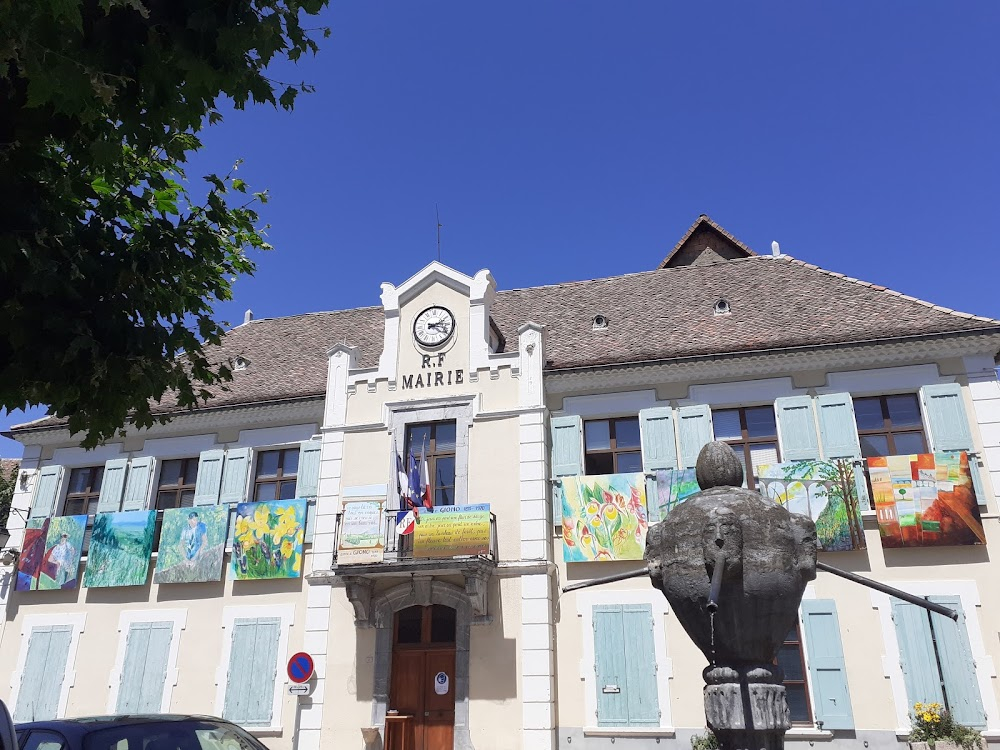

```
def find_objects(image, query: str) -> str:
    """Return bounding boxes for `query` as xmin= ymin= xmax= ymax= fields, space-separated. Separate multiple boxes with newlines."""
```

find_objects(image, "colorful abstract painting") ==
xmin=37 ymin=515 xmax=87 ymax=589
xmin=83 ymin=511 xmax=156 ymax=588
xmin=757 ymin=460 xmax=867 ymax=551
xmin=15 ymin=518 xmax=49 ymax=591
xmin=867 ymin=452 xmax=985 ymax=548
xmin=231 ymin=499 xmax=306 ymax=580
xmin=154 ymin=506 xmax=228 ymax=584
xmin=655 ymin=468 xmax=700 ymax=518
xmin=562 ymin=473 xmax=648 ymax=562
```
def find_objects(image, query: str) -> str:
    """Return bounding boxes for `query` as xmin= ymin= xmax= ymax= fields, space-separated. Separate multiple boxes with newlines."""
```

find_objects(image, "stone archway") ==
xmin=372 ymin=579 xmax=474 ymax=750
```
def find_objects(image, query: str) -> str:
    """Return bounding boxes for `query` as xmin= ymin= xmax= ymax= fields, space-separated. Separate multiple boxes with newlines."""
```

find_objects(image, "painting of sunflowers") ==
xmin=561 ymin=472 xmax=648 ymax=562
xmin=231 ymin=499 xmax=306 ymax=580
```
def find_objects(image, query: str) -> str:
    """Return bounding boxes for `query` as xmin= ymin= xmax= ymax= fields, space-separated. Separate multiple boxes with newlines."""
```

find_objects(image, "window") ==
xmin=222 ymin=617 xmax=282 ymax=726
xmin=252 ymin=449 xmax=298 ymax=502
xmin=854 ymin=394 xmax=927 ymax=458
xmin=393 ymin=605 xmax=456 ymax=646
xmin=584 ymin=417 xmax=642 ymax=475
xmin=63 ymin=466 xmax=103 ymax=516
xmin=19 ymin=730 xmax=68 ymax=750
xmin=156 ymin=459 xmax=199 ymax=510
xmin=405 ymin=422 xmax=456 ymax=506
xmin=713 ymin=406 xmax=779 ymax=489
xmin=776 ymin=625 xmax=812 ymax=724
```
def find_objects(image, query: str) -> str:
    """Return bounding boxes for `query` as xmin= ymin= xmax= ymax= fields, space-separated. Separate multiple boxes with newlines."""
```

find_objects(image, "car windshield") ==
xmin=82 ymin=721 xmax=267 ymax=750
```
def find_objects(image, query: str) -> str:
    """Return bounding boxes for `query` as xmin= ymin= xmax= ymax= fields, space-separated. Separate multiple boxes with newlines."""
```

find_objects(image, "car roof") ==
xmin=17 ymin=716 xmax=232 ymax=736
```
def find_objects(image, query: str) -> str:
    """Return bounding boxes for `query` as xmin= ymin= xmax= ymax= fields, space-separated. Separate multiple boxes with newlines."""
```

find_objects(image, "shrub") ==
xmin=691 ymin=730 xmax=720 ymax=750
xmin=909 ymin=702 xmax=983 ymax=750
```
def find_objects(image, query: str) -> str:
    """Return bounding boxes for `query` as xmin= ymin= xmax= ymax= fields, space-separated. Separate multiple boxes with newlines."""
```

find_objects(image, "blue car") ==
xmin=15 ymin=716 xmax=270 ymax=750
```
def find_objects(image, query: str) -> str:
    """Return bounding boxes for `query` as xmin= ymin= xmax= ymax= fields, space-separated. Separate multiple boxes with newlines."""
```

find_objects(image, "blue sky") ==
xmin=3 ymin=2 xmax=999 ymax=457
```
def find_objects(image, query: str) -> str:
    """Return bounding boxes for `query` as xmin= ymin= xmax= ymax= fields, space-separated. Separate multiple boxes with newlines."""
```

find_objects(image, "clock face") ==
xmin=413 ymin=306 xmax=456 ymax=348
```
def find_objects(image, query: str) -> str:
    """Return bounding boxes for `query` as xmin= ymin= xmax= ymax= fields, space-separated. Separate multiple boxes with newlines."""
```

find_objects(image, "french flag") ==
xmin=419 ymin=446 xmax=433 ymax=510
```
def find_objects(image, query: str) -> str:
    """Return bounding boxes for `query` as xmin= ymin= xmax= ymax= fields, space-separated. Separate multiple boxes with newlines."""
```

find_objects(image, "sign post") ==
xmin=287 ymin=652 xmax=315 ymax=684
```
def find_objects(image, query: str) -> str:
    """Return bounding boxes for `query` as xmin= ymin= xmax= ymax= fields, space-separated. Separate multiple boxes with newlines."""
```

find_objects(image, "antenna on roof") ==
xmin=435 ymin=204 xmax=443 ymax=262
xmin=771 ymin=241 xmax=781 ymax=258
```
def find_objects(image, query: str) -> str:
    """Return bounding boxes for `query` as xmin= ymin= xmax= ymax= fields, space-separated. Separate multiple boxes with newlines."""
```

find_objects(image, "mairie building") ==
xmin=2 ymin=216 xmax=1000 ymax=750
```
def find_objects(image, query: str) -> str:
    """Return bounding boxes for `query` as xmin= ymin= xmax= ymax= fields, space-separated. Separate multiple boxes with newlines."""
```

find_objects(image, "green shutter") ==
xmin=550 ymin=415 xmax=583 ymax=525
xmin=775 ymin=396 xmax=820 ymax=461
xmin=220 ymin=448 xmax=252 ymax=505
xmin=919 ymin=384 xmax=987 ymax=502
xmin=223 ymin=618 xmax=280 ymax=726
xmin=193 ymin=450 xmax=225 ymax=506
xmin=817 ymin=393 xmax=863 ymax=460
xmin=801 ymin=600 xmax=854 ymax=729
xmin=678 ymin=405 xmax=713 ymax=469
xmin=96 ymin=458 xmax=129 ymax=513
xmin=14 ymin=625 xmax=72 ymax=722
xmin=29 ymin=466 xmax=63 ymax=518
xmin=927 ymin=596 xmax=985 ymax=729
xmin=117 ymin=621 xmax=173 ymax=714
xmin=295 ymin=440 xmax=322 ymax=543
xmin=593 ymin=605 xmax=628 ymax=727
xmin=622 ymin=604 xmax=659 ymax=726
xmin=892 ymin=600 xmax=945 ymax=707
xmin=121 ymin=457 xmax=155 ymax=512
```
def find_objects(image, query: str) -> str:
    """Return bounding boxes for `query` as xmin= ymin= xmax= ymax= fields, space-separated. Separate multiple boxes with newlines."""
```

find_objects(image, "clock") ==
xmin=413 ymin=306 xmax=456 ymax=348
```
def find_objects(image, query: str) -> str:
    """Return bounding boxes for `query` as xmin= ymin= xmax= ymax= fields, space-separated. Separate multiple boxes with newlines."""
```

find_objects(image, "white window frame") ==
xmin=9 ymin=613 xmax=87 ymax=720
xmin=575 ymin=589 xmax=673 ymax=736
xmin=106 ymin=609 xmax=187 ymax=713
xmin=215 ymin=604 xmax=295 ymax=733
xmin=870 ymin=580 xmax=1000 ymax=736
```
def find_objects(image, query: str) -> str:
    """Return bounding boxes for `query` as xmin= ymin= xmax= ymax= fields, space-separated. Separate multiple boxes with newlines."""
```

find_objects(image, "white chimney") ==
xmin=244 ymin=309 xmax=254 ymax=324
xmin=771 ymin=241 xmax=781 ymax=258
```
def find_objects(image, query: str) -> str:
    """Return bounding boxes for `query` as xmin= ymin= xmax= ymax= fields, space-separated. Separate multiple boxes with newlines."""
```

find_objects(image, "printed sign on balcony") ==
xmin=337 ymin=500 xmax=386 ymax=564
xmin=413 ymin=504 xmax=491 ymax=558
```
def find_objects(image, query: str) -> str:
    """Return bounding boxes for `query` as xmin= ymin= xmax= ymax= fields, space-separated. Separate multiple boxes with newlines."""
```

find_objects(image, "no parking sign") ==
xmin=287 ymin=652 xmax=315 ymax=684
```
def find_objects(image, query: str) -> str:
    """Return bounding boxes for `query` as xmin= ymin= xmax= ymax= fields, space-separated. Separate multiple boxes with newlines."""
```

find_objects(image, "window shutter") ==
xmin=801 ymin=600 xmax=854 ymax=729
xmin=892 ymin=601 xmax=945 ymax=707
xmin=927 ymin=596 xmax=986 ymax=729
xmin=121 ymin=457 xmax=155 ymax=512
xmin=774 ymin=396 xmax=820 ymax=461
xmin=193 ymin=450 xmax=226 ymax=506
xmin=139 ymin=622 xmax=173 ymax=713
xmin=622 ymin=604 xmax=659 ymax=726
xmin=639 ymin=408 xmax=677 ymax=472
xmin=219 ymin=448 xmax=252 ymax=505
xmin=117 ymin=623 xmax=150 ymax=714
xmin=550 ymin=415 xmax=583 ymax=525
xmin=223 ymin=619 xmax=258 ymax=724
xmin=295 ymin=440 xmax=322 ymax=543
xmin=593 ymin=604 xmax=628 ymax=727
xmin=29 ymin=466 xmax=64 ymax=518
xmin=96 ymin=458 xmax=130 ymax=513
xmin=15 ymin=625 xmax=72 ymax=722
xmin=117 ymin=621 xmax=172 ymax=714
xmin=816 ymin=393 xmax=863 ymax=460
xmin=920 ymin=384 xmax=987 ymax=502
xmin=244 ymin=618 xmax=281 ymax=726
xmin=678 ymin=405 xmax=713 ymax=469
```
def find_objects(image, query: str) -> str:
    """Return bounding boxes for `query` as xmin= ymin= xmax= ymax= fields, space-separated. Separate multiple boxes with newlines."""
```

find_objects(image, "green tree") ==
xmin=0 ymin=462 xmax=17 ymax=530
xmin=0 ymin=0 xmax=329 ymax=447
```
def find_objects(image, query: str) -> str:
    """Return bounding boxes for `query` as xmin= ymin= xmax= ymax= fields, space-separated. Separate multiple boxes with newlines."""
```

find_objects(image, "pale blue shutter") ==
xmin=640 ymin=407 xmax=677 ymax=523
xmin=678 ymin=405 xmax=713 ymax=469
xmin=801 ymin=600 xmax=854 ymax=729
xmin=593 ymin=605 xmax=628 ymax=727
xmin=816 ymin=393 xmax=863 ymax=460
xmin=223 ymin=620 xmax=257 ymax=724
xmin=774 ymin=396 xmax=820 ymax=461
xmin=550 ymin=415 xmax=583 ymax=525
xmin=219 ymin=448 xmax=252 ymax=505
xmin=193 ymin=450 xmax=225 ymax=506
xmin=117 ymin=621 xmax=172 ymax=714
xmin=117 ymin=623 xmax=148 ymax=713
xmin=892 ymin=601 xmax=945 ymax=707
xmin=14 ymin=625 xmax=72 ymax=722
xmin=295 ymin=439 xmax=322 ymax=543
xmin=224 ymin=618 xmax=280 ymax=726
xmin=622 ymin=604 xmax=659 ymax=726
xmin=927 ymin=596 xmax=986 ymax=729
xmin=121 ymin=457 xmax=155 ymax=512
xmin=96 ymin=458 xmax=129 ymax=513
xmin=29 ymin=466 xmax=64 ymax=518
xmin=920 ymin=384 xmax=987 ymax=502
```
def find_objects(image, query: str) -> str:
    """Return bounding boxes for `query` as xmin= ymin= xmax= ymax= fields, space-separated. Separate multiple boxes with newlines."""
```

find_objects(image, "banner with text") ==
xmin=413 ymin=504 xmax=491 ymax=558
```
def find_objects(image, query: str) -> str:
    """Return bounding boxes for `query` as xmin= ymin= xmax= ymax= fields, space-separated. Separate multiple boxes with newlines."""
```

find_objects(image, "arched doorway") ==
xmin=389 ymin=604 xmax=457 ymax=750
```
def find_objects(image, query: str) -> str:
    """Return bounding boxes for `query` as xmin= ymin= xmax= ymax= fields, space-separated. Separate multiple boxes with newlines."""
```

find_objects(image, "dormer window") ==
xmin=592 ymin=314 xmax=609 ymax=331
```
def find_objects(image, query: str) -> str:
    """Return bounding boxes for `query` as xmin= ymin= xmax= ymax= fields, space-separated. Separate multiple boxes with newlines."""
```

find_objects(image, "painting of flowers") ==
xmin=83 ymin=511 xmax=156 ymax=588
xmin=231 ymin=499 xmax=306 ymax=580
xmin=562 ymin=473 xmax=648 ymax=562
xmin=154 ymin=506 xmax=228 ymax=584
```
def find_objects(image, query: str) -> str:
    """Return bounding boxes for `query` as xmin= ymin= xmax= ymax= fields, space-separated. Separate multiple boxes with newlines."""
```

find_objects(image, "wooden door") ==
xmin=422 ymin=649 xmax=456 ymax=750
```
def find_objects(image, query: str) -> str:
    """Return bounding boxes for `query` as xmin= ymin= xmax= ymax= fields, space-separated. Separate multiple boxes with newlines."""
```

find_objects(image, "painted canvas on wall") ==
xmin=154 ymin=506 xmax=228 ymax=584
xmin=83 ymin=511 xmax=157 ymax=588
xmin=337 ymin=500 xmax=385 ymax=564
xmin=756 ymin=460 xmax=867 ymax=551
xmin=15 ymin=518 xmax=49 ymax=591
xmin=231 ymin=499 xmax=306 ymax=580
xmin=867 ymin=452 xmax=985 ymax=548
xmin=562 ymin=473 xmax=648 ymax=562
xmin=37 ymin=515 xmax=87 ymax=590
xmin=655 ymin=468 xmax=700 ymax=518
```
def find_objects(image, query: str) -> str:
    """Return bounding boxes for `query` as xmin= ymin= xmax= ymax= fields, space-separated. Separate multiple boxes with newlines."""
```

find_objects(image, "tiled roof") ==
xmin=13 ymin=255 xmax=999 ymax=432
xmin=657 ymin=215 xmax=756 ymax=268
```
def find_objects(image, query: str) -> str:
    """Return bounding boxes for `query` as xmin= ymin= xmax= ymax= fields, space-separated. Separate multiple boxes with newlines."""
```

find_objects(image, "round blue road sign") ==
xmin=287 ymin=652 xmax=314 ymax=683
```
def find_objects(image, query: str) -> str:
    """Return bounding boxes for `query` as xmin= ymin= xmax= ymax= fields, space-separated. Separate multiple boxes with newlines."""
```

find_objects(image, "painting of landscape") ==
xmin=655 ymin=468 xmax=700 ymax=518
xmin=562 ymin=472 xmax=648 ymax=562
xmin=154 ymin=506 xmax=228 ymax=584
xmin=15 ymin=518 xmax=49 ymax=591
xmin=231 ymin=499 xmax=306 ymax=580
xmin=756 ymin=460 xmax=866 ymax=551
xmin=83 ymin=511 xmax=156 ymax=588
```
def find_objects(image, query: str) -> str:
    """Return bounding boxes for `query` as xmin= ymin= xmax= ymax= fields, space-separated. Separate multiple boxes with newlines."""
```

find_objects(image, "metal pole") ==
xmin=561 ymin=567 xmax=649 ymax=593
xmin=706 ymin=550 xmax=726 ymax=613
xmin=816 ymin=561 xmax=957 ymax=620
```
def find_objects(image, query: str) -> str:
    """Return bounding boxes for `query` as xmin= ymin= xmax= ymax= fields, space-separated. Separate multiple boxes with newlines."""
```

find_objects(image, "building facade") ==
xmin=2 ymin=216 xmax=999 ymax=750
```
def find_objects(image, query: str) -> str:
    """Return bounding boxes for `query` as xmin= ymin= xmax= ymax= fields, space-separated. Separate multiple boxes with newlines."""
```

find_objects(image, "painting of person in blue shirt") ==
xmin=180 ymin=511 xmax=208 ymax=561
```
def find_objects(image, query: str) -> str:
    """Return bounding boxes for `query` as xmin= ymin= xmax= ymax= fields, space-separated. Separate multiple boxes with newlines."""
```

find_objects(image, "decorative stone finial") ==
xmin=695 ymin=441 xmax=745 ymax=489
